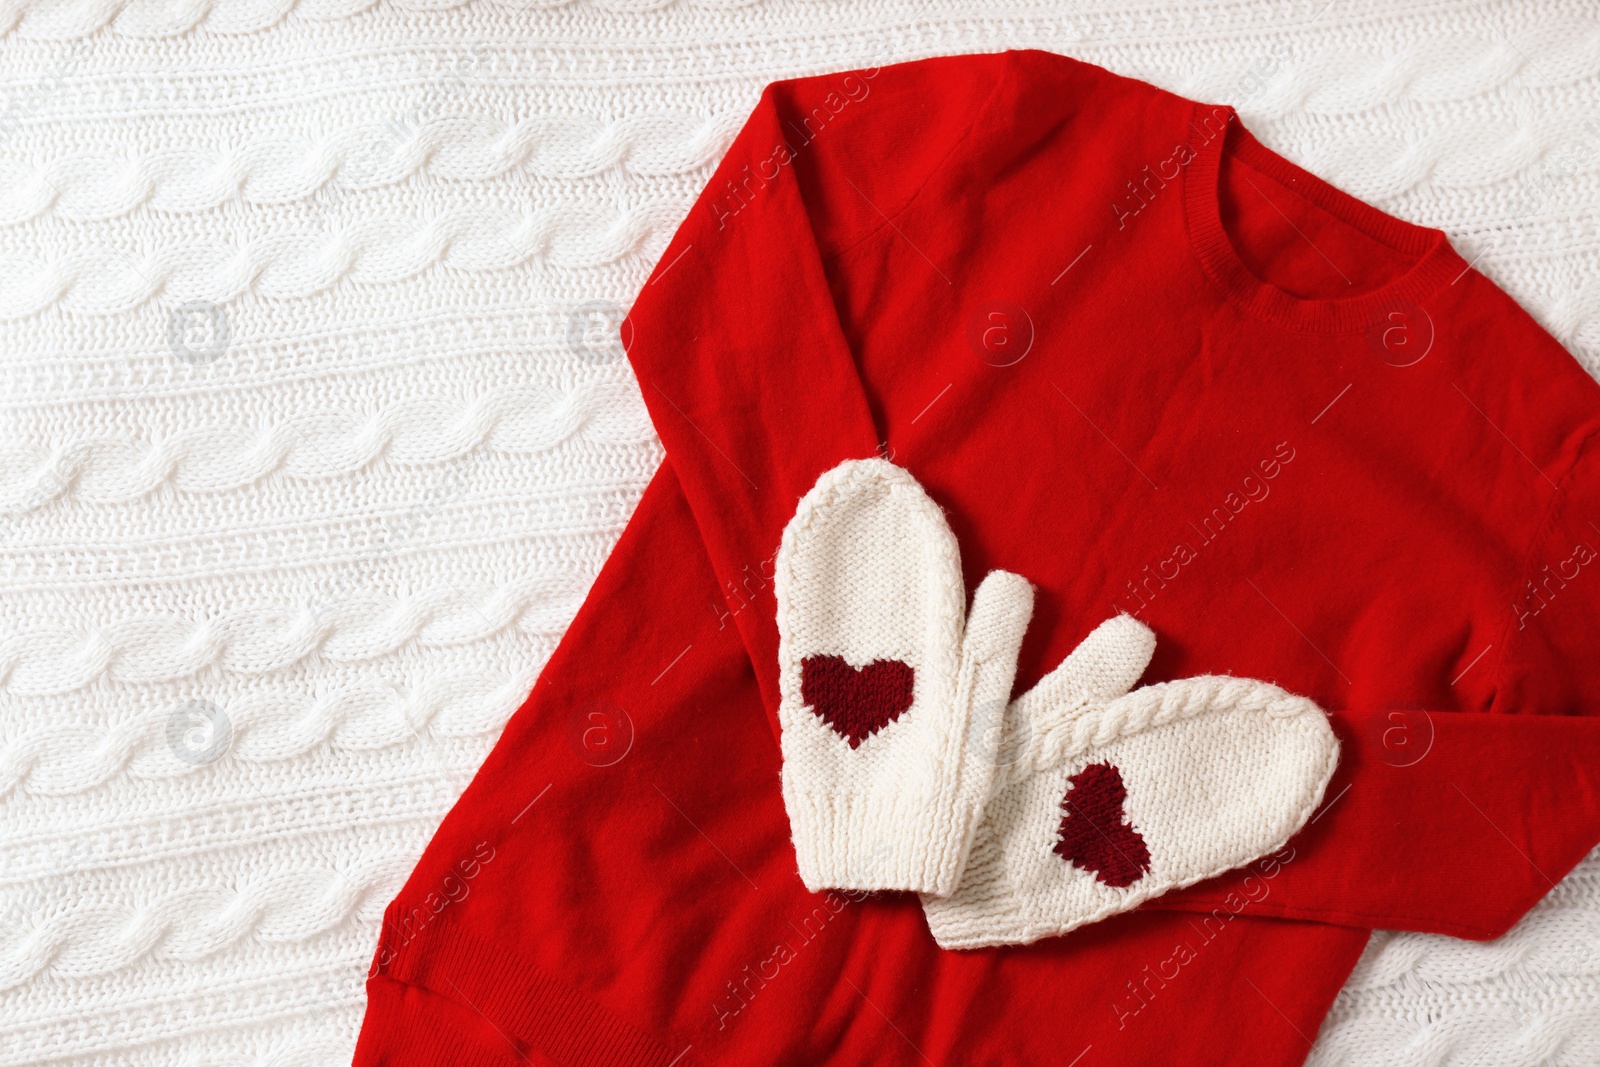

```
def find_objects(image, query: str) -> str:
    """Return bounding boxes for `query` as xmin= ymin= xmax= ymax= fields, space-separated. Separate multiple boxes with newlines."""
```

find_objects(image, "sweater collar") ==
xmin=1182 ymin=104 xmax=1468 ymax=334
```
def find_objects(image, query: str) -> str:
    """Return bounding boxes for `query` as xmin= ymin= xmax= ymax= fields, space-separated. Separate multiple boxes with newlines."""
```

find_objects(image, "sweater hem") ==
xmin=357 ymin=976 xmax=533 ymax=1067
xmin=357 ymin=902 xmax=695 ymax=1067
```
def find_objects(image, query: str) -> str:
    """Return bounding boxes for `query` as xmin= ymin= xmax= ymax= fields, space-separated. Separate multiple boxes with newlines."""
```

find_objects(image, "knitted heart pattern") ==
xmin=800 ymin=655 xmax=915 ymax=748
xmin=1054 ymin=762 xmax=1150 ymax=888
xmin=922 ymin=669 xmax=1341 ymax=950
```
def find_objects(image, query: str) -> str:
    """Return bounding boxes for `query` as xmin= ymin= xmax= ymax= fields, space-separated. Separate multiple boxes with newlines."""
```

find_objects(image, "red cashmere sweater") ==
xmin=355 ymin=51 xmax=1600 ymax=1067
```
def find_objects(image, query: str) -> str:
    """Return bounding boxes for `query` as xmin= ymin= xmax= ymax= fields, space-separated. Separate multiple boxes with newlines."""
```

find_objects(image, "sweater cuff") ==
xmin=357 ymin=976 xmax=534 ymax=1067
xmin=355 ymin=900 xmax=695 ymax=1067
xmin=785 ymin=788 xmax=981 ymax=895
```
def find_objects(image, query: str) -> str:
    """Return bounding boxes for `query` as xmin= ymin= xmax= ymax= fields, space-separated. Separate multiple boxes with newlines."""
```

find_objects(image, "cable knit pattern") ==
xmin=1 ymin=1 xmax=1597 ymax=1063
xmin=0 ymin=382 xmax=653 ymax=508
xmin=1004 ymin=671 xmax=1334 ymax=786
xmin=925 ymin=618 xmax=1339 ymax=949
xmin=1308 ymin=848 xmax=1600 ymax=1066
xmin=0 ymin=118 xmax=739 ymax=226
xmin=1 ymin=666 xmax=539 ymax=798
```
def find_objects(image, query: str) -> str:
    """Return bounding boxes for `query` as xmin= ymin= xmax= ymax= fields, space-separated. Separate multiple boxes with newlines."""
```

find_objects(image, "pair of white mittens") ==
xmin=774 ymin=459 xmax=1339 ymax=949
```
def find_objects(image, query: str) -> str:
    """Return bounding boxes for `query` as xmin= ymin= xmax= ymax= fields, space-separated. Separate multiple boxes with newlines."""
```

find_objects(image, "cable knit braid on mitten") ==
xmin=925 ymin=616 xmax=1339 ymax=949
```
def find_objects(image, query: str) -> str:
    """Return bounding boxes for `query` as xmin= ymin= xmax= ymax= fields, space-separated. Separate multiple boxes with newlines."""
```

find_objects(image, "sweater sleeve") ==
xmin=625 ymin=53 xmax=1014 ymax=729
xmin=1155 ymin=434 xmax=1600 ymax=939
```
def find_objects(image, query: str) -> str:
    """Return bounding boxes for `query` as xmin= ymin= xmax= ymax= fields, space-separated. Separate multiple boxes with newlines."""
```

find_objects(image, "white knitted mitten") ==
xmin=775 ymin=459 xmax=1034 ymax=895
xmin=922 ymin=615 xmax=1339 ymax=949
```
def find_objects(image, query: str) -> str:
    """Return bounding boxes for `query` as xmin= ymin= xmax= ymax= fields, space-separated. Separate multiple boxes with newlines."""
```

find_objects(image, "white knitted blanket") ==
xmin=0 ymin=2 xmax=1595 ymax=1064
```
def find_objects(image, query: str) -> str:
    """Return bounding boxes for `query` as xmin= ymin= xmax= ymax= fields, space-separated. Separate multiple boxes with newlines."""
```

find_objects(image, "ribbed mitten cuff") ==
xmin=786 ymin=788 xmax=984 ymax=895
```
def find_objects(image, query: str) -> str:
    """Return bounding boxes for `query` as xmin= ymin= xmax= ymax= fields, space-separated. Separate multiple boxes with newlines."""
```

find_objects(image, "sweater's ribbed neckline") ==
xmin=1183 ymin=104 xmax=1468 ymax=334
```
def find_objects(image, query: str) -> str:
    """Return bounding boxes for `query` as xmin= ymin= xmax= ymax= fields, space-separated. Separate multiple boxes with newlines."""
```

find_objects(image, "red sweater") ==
xmin=355 ymin=51 xmax=1600 ymax=1067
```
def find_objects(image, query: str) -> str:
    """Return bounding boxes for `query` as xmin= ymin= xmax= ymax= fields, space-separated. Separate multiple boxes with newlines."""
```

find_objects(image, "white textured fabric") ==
xmin=776 ymin=459 xmax=1033 ymax=894
xmin=0 ymin=1 xmax=1596 ymax=1064
xmin=1310 ymin=857 xmax=1600 ymax=1067
xmin=923 ymin=616 xmax=1339 ymax=949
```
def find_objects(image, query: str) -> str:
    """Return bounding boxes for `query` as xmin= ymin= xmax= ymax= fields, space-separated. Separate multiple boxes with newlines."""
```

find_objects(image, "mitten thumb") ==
xmin=1012 ymin=615 xmax=1156 ymax=735
xmin=959 ymin=571 xmax=1034 ymax=763
xmin=962 ymin=570 xmax=1035 ymax=667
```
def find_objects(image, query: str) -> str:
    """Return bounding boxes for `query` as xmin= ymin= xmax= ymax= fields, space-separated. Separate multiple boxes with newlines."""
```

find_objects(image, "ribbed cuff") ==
xmin=785 ymin=789 xmax=982 ymax=895
xmin=923 ymin=893 xmax=1033 ymax=951
xmin=357 ymin=976 xmax=535 ymax=1067
xmin=356 ymin=901 xmax=696 ymax=1067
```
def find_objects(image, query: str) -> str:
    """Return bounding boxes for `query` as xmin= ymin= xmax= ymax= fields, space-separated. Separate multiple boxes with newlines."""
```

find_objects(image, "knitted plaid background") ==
xmin=0 ymin=1 xmax=1594 ymax=1064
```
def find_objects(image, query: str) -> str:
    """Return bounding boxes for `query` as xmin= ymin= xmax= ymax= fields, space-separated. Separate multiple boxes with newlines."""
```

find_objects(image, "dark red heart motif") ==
xmin=1054 ymin=762 xmax=1151 ymax=888
xmin=800 ymin=656 xmax=915 ymax=749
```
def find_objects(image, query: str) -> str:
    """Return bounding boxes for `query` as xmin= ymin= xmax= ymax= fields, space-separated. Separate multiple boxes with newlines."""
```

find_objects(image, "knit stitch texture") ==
xmin=1 ymin=1 xmax=1597 ymax=1064
xmin=1055 ymin=762 xmax=1151 ymax=888
xmin=922 ymin=616 xmax=1340 ymax=950
xmin=775 ymin=458 xmax=1033 ymax=894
